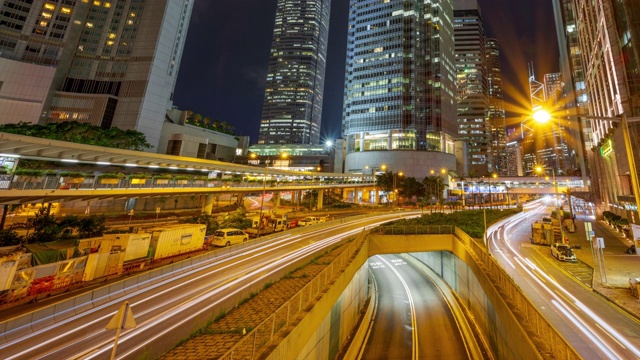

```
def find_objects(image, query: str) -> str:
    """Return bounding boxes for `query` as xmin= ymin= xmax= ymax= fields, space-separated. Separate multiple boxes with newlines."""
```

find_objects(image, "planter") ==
xmin=100 ymin=178 xmax=119 ymax=185
xmin=155 ymin=179 xmax=170 ymax=185
xmin=130 ymin=178 xmax=147 ymax=185
xmin=194 ymin=180 xmax=205 ymax=185
xmin=176 ymin=180 xmax=189 ymax=185
xmin=64 ymin=177 xmax=85 ymax=184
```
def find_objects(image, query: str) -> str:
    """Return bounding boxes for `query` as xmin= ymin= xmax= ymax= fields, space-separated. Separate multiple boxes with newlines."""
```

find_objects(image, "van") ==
xmin=211 ymin=228 xmax=248 ymax=247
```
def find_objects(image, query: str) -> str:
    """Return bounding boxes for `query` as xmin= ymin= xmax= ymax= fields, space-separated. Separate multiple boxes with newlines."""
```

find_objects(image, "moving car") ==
xmin=550 ymin=242 xmax=577 ymax=262
xmin=211 ymin=228 xmax=248 ymax=247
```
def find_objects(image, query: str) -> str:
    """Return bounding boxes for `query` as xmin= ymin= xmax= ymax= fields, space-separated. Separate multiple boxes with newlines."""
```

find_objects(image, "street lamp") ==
xmin=250 ymin=152 xmax=288 ymax=237
xmin=393 ymin=171 xmax=404 ymax=206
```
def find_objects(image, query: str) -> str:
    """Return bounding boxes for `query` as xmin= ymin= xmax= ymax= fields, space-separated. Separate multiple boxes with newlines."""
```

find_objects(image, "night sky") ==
xmin=173 ymin=0 xmax=559 ymax=144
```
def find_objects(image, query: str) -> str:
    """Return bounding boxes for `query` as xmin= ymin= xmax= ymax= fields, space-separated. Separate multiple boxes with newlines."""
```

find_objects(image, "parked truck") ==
xmin=244 ymin=217 xmax=287 ymax=238
xmin=531 ymin=221 xmax=554 ymax=245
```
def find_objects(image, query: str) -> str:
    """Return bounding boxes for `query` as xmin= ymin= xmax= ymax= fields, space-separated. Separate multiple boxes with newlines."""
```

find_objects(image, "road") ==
xmin=488 ymin=200 xmax=640 ymax=359
xmin=360 ymin=254 xmax=470 ymax=360
xmin=0 ymin=212 xmax=417 ymax=360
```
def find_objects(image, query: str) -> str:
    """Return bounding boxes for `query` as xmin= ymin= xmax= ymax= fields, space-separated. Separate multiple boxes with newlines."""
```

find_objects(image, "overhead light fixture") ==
xmin=124 ymin=163 xmax=137 ymax=167
xmin=169 ymin=166 xmax=178 ymax=170
xmin=148 ymin=165 xmax=159 ymax=168
xmin=0 ymin=153 xmax=20 ymax=158
xmin=61 ymin=159 xmax=79 ymax=163
xmin=96 ymin=161 xmax=111 ymax=165
xmin=186 ymin=168 xmax=195 ymax=171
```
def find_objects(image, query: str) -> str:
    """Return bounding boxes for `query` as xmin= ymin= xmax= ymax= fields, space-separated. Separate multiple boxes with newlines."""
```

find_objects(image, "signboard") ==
xmin=596 ymin=237 xmax=605 ymax=249
xmin=632 ymin=224 xmax=640 ymax=255
xmin=600 ymin=139 xmax=613 ymax=157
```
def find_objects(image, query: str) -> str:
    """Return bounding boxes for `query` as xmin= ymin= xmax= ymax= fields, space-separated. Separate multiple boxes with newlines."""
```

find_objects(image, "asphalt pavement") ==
xmin=568 ymin=214 xmax=640 ymax=321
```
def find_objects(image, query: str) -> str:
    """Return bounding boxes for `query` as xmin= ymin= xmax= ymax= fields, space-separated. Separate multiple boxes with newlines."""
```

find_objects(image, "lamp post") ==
xmin=250 ymin=152 xmax=288 ymax=237
xmin=393 ymin=171 xmax=404 ymax=206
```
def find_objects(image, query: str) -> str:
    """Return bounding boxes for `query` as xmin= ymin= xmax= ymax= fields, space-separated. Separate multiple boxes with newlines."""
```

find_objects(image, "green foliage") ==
xmin=0 ymin=121 xmax=151 ymax=150
xmin=76 ymin=215 xmax=107 ymax=238
xmin=182 ymin=214 xmax=220 ymax=235
xmin=388 ymin=209 xmax=521 ymax=238
xmin=25 ymin=208 xmax=61 ymax=243
xmin=14 ymin=169 xmax=46 ymax=177
xmin=184 ymin=111 xmax=237 ymax=136
xmin=173 ymin=175 xmax=192 ymax=181
xmin=60 ymin=171 xmax=88 ymax=178
xmin=220 ymin=207 xmax=252 ymax=229
xmin=152 ymin=173 xmax=174 ymax=180
xmin=0 ymin=229 xmax=22 ymax=247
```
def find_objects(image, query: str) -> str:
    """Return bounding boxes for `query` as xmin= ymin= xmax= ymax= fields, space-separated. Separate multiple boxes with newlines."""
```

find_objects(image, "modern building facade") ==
xmin=0 ymin=0 xmax=193 ymax=151
xmin=341 ymin=0 xmax=459 ymax=180
xmin=486 ymin=38 xmax=507 ymax=176
xmin=258 ymin=0 xmax=331 ymax=145
xmin=454 ymin=0 xmax=490 ymax=174
xmin=555 ymin=0 xmax=640 ymax=221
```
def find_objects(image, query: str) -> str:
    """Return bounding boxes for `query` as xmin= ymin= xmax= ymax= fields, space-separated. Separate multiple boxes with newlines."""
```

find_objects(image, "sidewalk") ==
xmin=569 ymin=215 xmax=640 ymax=321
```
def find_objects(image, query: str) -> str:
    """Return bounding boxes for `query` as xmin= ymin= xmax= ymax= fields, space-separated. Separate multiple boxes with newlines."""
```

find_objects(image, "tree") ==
xmin=25 ymin=208 xmax=62 ymax=243
xmin=76 ymin=215 xmax=107 ymax=238
xmin=0 ymin=229 xmax=23 ymax=247
xmin=398 ymin=177 xmax=425 ymax=204
xmin=375 ymin=171 xmax=394 ymax=198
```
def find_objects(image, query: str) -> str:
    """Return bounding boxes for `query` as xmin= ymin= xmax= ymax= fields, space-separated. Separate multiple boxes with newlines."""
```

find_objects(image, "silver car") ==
xmin=551 ymin=243 xmax=577 ymax=262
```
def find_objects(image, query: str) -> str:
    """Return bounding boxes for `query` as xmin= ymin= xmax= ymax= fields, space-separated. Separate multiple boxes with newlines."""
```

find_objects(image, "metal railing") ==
xmin=368 ymin=225 xmax=455 ymax=235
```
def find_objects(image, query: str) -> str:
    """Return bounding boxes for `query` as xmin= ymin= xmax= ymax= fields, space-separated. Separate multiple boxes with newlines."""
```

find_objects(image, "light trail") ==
xmin=488 ymin=203 xmax=639 ymax=359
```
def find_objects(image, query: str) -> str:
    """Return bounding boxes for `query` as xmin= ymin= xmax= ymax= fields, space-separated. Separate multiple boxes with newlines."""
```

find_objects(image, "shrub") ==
xmin=98 ymin=172 xmax=125 ymax=179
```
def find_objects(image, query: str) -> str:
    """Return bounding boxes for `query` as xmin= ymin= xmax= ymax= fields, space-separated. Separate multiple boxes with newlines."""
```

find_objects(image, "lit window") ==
xmin=44 ymin=4 xmax=55 ymax=10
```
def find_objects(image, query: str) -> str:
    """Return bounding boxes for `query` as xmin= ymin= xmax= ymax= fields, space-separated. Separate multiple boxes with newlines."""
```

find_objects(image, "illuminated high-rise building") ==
xmin=258 ymin=0 xmax=331 ymax=145
xmin=341 ymin=0 xmax=458 ymax=179
xmin=486 ymin=38 xmax=507 ymax=175
xmin=0 ymin=0 xmax=194 ymax=151
xmin=454 ymin=0 xmax=491 ymax=174
xmin=554 ymin=0 xmax=640 ymax=217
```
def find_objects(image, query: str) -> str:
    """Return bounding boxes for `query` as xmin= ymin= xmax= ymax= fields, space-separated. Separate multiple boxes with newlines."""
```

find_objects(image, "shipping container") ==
xmin=101 ymin=233 xmax=152 ymax=262
xmin=144 ymin=224 xmax=207 ymax=260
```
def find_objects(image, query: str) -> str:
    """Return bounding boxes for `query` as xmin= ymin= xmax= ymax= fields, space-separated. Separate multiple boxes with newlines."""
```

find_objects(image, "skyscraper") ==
xmin=454 ymin=0 xmax=490 ymax=174
xmin=486 ymin=38 xmax=507 ymax=175
xmin=341 ymin=0 xmax=458 ymax=179
xmin=554 ymin=0 xmax=640 ymax=218
xmin=0 ymin=0 xmax=193 ymax=150
xmin=258 ymin=0 xmax=331 ymax=145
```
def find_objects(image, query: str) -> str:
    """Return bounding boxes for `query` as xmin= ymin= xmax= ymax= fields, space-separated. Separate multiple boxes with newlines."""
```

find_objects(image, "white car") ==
xmin=211 ymin=228 xmax=248 ymax=247
xmin=550 ymin=243 xmax=576 ymax=262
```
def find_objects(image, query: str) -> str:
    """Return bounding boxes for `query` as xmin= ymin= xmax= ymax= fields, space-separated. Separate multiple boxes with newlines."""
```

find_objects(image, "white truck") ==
xmin=298 ymin=216 xmax=326 ymax=227
xmin=244 ymin=217 xmax=287 ymax=238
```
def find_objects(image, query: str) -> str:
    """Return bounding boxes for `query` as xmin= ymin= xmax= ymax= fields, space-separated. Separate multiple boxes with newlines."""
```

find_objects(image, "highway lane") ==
xmin=488 ymin=201 xmax=640 ymax=359
xmin=360 ymin=254 xmax=470 ymax=360
xmin=0 ymin=212 xmax=419 ymax=360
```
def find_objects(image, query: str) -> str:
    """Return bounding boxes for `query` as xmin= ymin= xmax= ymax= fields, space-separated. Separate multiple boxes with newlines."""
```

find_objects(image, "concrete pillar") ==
xmin=361 ymin=188 xmax=370 ymax=204
xmin=202 ymin=194 xmax=214 ymax=215
xmin=354 ymin=187 xmax=360 ymax=203
xmin=273 ymin=192 xmax=281 ymax=209
xmin=316 ymin=190 xmax=323 ymax=210
xmin=375 ymin=188 xmax=379 ymax=205
xmin=516 ymin=194 xmax=520 ymax=207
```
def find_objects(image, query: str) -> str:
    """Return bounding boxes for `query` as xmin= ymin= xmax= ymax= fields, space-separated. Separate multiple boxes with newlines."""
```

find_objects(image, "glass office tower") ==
xmin=258 ymin=0 xmax=331 ymax=145
xmin=341 ymin=0 xmax=458 ymax=179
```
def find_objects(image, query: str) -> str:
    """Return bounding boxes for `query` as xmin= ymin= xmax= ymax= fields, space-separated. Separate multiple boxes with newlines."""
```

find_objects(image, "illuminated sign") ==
xmin=600 ymin=139 xmax=613 ymax=157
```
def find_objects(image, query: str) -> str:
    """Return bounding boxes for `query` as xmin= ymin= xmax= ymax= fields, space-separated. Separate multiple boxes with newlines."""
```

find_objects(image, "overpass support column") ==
xmin=202 ymin=194 xmax=214 ymax=215
xmin=375 ymin=187 xmax=379 ymax=205
xmin=316 ymin=190 xmax=323 ymax=210
xmin=354 ymin=187 xmax=360 ymax=203
xmin=361 ymin=188 xmax=370 ymax=204
xmin=273 ymin=192 xmax=281 ymax=210
xmin=516 ymin=194 xmax=520 ymax=207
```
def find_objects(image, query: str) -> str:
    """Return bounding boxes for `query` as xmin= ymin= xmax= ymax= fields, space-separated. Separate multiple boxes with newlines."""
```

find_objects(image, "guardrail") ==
xmin=368 ymin=225 xmax=455 ymax=235
xmin=0 ymin=174 xmax=373 ymax=191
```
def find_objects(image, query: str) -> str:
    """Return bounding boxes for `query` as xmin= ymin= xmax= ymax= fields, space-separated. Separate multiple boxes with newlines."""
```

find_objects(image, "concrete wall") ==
xmin=272 ymin=232 xmax=579 ymax=360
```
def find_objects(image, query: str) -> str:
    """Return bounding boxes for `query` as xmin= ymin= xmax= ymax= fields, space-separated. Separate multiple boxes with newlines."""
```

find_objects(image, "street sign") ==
xmin=596 ymin=237 xmax=605 ymax=249
xmin=106 ymin=301 xmax=136 ymax=360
